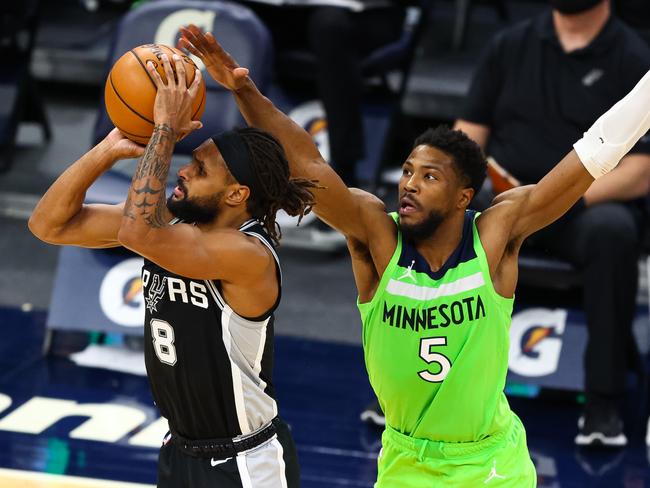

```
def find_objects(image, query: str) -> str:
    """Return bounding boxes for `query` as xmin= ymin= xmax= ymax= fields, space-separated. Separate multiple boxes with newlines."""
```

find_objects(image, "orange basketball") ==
xmin=105 ymin=43 xmax=206 ymax=145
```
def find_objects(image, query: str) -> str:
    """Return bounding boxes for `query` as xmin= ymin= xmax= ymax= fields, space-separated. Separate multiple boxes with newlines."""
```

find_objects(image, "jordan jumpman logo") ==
xmin=484 ymin=459 xmax=506 ymax=484
xmin=398 ymin=260 xmax=416 ymax=282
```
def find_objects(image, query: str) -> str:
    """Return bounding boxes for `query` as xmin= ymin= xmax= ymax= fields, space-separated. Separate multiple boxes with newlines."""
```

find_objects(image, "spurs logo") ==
xmin=398 ymin=260 xmax=417 ymax=282
xmin=484 ymin=459 xmax=506 ymax=484
xmin=145 ymin=275 xmax=167 ymax=313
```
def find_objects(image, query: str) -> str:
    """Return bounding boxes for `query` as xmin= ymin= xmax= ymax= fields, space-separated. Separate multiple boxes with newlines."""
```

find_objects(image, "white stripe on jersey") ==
xmin=252 ymin=317 xmax=278 ymax=418
xmin=239 ymin=219 xmax=258 ymax=232
xmin=272 ymin=438 xmax=289 ymax=488
xmin=236 ymin=455 xmax=253 ymax=488
xmin=221 ymin=307 xmax=251 ymax=434
xmin=204 ymin=279 xmax=225 ymax=310
xmin=386 ymin=271 xmax=485 ymax=301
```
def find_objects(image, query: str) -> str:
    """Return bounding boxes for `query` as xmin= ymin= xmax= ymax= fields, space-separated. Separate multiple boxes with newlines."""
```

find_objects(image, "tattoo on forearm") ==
xmin=123 ymin=124 xmax=175 ymax=229
xmin=123 ymin=193 xmax=136 ymax=221
xmin=132 ymin=125 xmax=175 ymax=180
xmin=134 ymin=197 xmax=155 ymax=210
xmin=134 ymin=180 xmax=164 ymax=195
xmin=144 ymin=203 xmax=168 ymax=228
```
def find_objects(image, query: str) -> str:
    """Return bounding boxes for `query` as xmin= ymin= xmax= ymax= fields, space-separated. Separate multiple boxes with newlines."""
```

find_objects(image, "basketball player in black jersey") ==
xmin=29 ymin=53 xmax=318 ymax=487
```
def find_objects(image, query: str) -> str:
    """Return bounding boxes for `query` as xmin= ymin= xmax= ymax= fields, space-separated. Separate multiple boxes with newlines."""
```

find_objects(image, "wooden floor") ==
xmin=0 ymin=469 xmax=154 ymax=488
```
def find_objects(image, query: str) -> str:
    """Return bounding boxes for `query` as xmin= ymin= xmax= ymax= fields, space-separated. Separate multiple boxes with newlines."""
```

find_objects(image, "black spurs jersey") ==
xmin=142 ymin=219 xmax=281 ymax=440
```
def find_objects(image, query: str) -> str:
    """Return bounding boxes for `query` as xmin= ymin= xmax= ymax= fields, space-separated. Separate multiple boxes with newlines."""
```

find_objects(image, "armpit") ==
xmin=346 ymin=236 xmax=373 ymax=263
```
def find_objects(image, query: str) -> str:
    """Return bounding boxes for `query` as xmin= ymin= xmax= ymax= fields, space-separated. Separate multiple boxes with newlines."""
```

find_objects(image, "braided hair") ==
xmin=235 ymin=127 xmax=321 ymax=246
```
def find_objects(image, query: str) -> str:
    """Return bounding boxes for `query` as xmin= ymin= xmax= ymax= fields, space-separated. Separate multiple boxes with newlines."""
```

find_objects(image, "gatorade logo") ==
xmin=99 ymin=258 xmax=145 ymax=327
xmin=508 ymin=308 xmax=567 ymax=377
xmin=154 ymin=9 xmax=217 ymax=71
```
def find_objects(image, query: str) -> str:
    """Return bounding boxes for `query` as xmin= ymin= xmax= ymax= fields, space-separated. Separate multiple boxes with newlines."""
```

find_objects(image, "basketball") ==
xmin=104 ymin=43 xmax=206 ymax=145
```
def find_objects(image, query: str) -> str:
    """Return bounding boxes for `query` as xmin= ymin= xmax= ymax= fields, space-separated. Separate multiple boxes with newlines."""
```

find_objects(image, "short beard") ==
xmin=167 ymin=191 xmax=224 ymax=224
xmin=400 ymin=210 xmax=445 ymax=242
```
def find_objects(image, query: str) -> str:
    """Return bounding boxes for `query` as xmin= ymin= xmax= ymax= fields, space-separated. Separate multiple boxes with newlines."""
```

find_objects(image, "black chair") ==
xmin=451 ymin=0 xmax=509 ymax=51
xmin=0 ymin=0 xmax=51 ymax=172
xmin=275 ymin=0 xmax=433 ymax=96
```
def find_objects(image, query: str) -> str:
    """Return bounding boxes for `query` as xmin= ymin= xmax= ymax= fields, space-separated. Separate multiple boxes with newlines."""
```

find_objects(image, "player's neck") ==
xmin=197 ymin=210 xmax=253 ymax=232
xmin=553 ymin=1 xmax=610 ymax=53
xmin=413 ymin=212 xmax=465 ymax=273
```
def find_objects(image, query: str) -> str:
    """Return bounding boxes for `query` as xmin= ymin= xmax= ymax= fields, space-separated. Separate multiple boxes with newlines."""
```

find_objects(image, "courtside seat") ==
xmin=518 ymin=250 xmax=581 ymax=290
xmin=88 ymin=0 xmax=273 ymax=204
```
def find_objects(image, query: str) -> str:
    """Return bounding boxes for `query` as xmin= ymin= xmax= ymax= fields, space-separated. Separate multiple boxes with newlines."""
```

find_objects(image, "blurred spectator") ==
xmin=244 ymin=1 xmax=406 ymax=188
xmin=455 ymin=0 xmax=650 ymax=447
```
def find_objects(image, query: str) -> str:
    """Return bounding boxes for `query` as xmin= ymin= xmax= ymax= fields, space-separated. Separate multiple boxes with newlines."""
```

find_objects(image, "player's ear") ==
xmin=457 ymin=187 xmax=474 ymax=209
xmin=225 ymin=185 xmax=250 ymax=207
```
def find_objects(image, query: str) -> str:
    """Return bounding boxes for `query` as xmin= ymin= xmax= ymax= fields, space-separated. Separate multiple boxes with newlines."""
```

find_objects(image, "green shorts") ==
xmin=375 ymin=415 xmax=536 ymax=488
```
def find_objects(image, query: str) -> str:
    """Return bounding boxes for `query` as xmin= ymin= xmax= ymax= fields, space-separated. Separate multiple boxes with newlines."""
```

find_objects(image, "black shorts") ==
xmin=157 ymin=419 xmax=300 ymax=488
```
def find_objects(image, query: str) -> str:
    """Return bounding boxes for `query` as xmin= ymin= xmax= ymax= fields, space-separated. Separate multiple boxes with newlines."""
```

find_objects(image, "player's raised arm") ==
xmin=28 ymin=128 xmax=144 ymax=248
xmin=178 ymin=25 xmax=391 ymax=245
xmin=487 ymin=70 xmax=650 ymax=246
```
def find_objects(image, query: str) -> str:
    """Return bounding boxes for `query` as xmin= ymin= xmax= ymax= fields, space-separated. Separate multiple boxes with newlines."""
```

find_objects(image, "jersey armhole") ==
xmin=207 ymin=228 xmax=281 ymax=323
xmin=471 ymin=212 xmax=515 ymax=308
xmin=240 ymin=230 xmax=282 ymax=321
xmin=357 ymin=213 xmax=402 ymax=312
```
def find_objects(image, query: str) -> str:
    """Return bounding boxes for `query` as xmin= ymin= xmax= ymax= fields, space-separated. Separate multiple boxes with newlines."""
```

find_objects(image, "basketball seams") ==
xmin=129 ymin=49 xmax=158 ymax=91
xmin=192 ymin=84 xmax=206 ymax=120
xmin=108 ymin=73 xmax=155 ymax=124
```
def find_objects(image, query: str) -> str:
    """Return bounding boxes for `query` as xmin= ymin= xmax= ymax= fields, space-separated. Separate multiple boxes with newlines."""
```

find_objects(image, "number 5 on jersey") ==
xmin=418 ymin=337 xmax=451 ymax=382
xmin=151 ymin=319 xmax=177 ymax=366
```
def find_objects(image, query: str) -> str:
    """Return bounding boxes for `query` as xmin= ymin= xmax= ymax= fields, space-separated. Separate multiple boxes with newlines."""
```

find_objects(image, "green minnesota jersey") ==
xmin=358 ymin=210 xmax=515 ymax=442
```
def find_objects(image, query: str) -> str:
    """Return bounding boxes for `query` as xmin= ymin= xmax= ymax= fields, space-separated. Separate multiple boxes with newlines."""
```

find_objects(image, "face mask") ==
xmin=550 ymin=0 xmax=602 ymax=14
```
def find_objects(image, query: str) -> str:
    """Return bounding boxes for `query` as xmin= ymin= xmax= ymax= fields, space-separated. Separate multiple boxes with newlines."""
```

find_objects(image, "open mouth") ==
xmin=399 ymin=196 xmax=418 ymax=215
xmin=173 ymin=180 xmax=187 ymax=199
xmin=172 ymin=186 xmax=184 ymax=198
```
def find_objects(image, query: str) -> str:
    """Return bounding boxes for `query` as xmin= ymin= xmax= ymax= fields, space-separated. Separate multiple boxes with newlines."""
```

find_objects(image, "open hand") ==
xmin=104 ymin=128 xmax=146 ymax=160
xmin=146 ymin=53 xmax=203 ymax=138
xmin=178 ymin=24 xmax=249 ymax=91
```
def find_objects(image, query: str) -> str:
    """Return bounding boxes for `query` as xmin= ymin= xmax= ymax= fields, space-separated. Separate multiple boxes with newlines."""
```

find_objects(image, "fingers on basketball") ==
xmin=105 ymin=44 xmax=207 ymax=144
xmin=161 ymin=54 xmax=176 ymax=86
xmin=172 ymin=55 xmax=187 ymax=89
xmin=189 ymin=70 xmax=202 ymax=98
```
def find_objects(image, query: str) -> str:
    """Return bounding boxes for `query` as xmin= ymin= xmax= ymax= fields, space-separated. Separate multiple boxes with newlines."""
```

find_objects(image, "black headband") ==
xmin=211 ymin=131 xmax=257 ymax=193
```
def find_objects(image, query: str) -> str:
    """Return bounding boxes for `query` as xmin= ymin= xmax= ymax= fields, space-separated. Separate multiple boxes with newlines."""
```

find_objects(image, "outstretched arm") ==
xmin=28 ymin=129 xmax=144 ymax=248
xmin=178 ymin=25 xmax=392 ymax=246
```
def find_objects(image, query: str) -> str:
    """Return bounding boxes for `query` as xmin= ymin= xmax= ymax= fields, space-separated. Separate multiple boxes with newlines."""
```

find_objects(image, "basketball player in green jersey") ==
xmin=180 ymin=25 xmax=650 ymax=487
